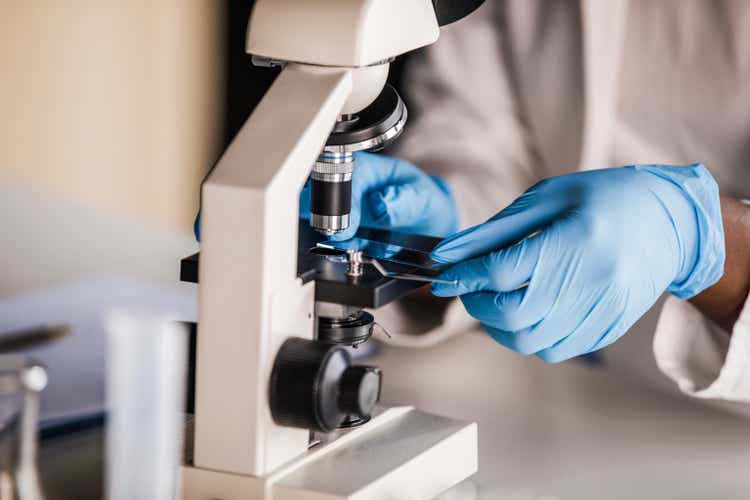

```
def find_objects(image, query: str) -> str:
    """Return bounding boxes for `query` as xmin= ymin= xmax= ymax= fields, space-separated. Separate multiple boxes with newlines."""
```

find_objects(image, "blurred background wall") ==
xmin=0 ymin=1 xmax=235 ymax=297
xmin=0 ymin=0 xmax=409 ymax=297
xmin=1 ymin=1 xmax=226 ymax=232
xmin=0 ymin=0 xmax=235 ymax=426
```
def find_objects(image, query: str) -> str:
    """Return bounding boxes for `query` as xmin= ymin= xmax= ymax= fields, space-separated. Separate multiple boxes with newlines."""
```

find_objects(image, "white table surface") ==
xmin=374 ymin=331 xmax=750 ymax=500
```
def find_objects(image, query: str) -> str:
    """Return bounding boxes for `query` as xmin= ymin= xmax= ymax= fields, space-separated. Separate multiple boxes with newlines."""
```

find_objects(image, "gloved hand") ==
xmin=430 ymin=164 xmax=725 ymax=363
xmin=300 ymin=151 xmax=459 ymax=240
xmin=194 ymin=152 xmax=458 ymax=242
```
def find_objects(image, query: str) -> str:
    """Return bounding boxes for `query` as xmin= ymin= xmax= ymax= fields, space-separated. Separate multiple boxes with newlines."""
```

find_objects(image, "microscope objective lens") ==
xmin=310 ymin=152 xmax=354 ymax=235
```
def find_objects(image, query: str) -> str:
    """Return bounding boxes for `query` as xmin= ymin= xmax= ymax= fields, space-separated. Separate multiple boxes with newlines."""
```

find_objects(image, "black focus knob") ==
xmin=339 ymin=366 xmax=382 ymax=417
xmin=269 ymin=338 xmax=382 ymax=432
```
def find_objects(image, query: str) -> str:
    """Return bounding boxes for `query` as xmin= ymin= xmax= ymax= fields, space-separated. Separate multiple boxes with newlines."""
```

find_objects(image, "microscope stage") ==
xmin=181 ymin=222 xmax=444 ymax=309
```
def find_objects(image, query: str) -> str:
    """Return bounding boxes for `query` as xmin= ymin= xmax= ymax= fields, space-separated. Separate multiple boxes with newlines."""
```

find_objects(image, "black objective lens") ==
xmin=310 ymin=155 xmax=354 ymax=235
xmin=311 ymin=179 xmax=352 ymax=217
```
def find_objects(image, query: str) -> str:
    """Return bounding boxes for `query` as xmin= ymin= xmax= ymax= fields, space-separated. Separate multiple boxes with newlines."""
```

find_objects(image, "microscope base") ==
xmin=180 ymin=406 xmax=477 ymax=500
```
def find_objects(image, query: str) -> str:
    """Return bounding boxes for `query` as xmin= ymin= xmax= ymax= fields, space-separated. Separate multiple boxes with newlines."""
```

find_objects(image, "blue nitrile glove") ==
xmin=194 ymin=212 xmax=202 ymax=241
xmin=430 ymin=164 xmax=725 ymax=363
xmin=300 ymin=151 xmax=459 ymax=241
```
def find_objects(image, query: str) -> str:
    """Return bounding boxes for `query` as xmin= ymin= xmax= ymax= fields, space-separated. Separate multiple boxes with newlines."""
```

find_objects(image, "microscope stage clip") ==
xmin=311 ymin=245 xmax=458 ymax=286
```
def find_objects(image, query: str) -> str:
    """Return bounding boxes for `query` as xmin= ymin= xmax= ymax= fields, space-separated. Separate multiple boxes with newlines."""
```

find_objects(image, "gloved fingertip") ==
xmin=428 ymin=252 xmax=451 ymax=265
xmin=194 ymin=212 xmax=202 ymax=242
xmin=535 ymin=349 xmax=571 ymax=364
xmin=329 ymin=229 xmax=357 ymax=242
xmin=430 ymin=283 xmax=460 ymax=297
xmin=430 ymin=230 xmax=473 ymax=261
xmin=430 ymin=274 xmax=464 ymax=297
xmin=429 ymin=246 xmax=462 ymax=264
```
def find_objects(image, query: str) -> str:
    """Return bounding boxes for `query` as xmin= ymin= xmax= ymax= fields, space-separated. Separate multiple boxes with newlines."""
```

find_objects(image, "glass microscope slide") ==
xmin=315 ymin=238 xmax=444 ymax=271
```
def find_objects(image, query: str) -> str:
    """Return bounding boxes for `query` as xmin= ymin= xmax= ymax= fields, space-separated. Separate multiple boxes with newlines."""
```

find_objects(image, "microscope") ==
xmin=180 ymin=1 xmax=483 ymax=498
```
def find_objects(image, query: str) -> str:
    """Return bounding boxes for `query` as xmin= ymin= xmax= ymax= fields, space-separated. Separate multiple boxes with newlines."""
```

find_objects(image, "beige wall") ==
xmin=0 ymin=1 xmax=226 ymax=232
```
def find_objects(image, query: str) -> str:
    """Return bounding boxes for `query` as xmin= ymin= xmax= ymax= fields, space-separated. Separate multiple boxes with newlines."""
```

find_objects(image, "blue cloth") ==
xmin=300 ymin=152 xmax=459 ymax=240
xmin=431 ymin=164 xmax=725 ymax=363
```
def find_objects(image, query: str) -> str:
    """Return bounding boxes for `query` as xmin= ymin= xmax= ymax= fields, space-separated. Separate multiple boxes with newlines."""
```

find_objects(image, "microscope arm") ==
xmin=195 ymin=64 xmax=353 ymax=477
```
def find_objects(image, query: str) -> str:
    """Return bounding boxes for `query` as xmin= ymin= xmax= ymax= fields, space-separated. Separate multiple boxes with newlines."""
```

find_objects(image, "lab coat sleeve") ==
xmin=653 ymin=292 xmax=750 ymax=403
xmin=394 ymin=2 xmax=544 ymax=229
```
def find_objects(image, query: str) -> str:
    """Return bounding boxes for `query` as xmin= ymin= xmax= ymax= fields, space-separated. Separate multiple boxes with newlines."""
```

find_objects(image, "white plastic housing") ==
xmin=195 ymin=65 xmax=352 ymax=477
xmin=182 ymin=407 xmax=478 ymax=500
xmin=343 ymin=64 xmax=389 ymax=114
xmin=246 ymin=0 xmax=440 ymax=67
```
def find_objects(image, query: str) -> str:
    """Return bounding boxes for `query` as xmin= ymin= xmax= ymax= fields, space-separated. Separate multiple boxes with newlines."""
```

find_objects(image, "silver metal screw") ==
xmin=346 ymin=250 xmax=365 ymax=277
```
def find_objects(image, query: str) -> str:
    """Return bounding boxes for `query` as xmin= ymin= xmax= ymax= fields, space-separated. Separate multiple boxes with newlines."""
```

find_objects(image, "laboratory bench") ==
xmin=36 ymin=329 xmax=750 ymax=500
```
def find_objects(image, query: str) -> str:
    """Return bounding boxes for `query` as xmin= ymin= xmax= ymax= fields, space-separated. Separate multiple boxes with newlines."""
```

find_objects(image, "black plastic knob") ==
xmin=339 ymin=366 xmax=382 ymax=417
xmin=269 ymin=338 xmax=382 ymax=432
xmin=432 ymin=0 xmax=485 ymax=26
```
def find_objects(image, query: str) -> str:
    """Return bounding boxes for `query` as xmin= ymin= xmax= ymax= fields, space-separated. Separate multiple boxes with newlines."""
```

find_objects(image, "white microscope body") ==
xmin=181 ymin=1 xmax=478 ymax=498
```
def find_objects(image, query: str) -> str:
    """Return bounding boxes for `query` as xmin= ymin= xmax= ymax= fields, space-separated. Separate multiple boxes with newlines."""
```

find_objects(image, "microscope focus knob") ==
xmin=339 ymin=366 xmax=382 ymax=417
xmin=269 ymin=338 xmax=381 ymax=432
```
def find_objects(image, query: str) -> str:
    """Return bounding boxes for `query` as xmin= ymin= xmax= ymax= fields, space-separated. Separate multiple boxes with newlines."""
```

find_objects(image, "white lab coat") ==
xmin=385 ymin=0 xmax=750 ymax=409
